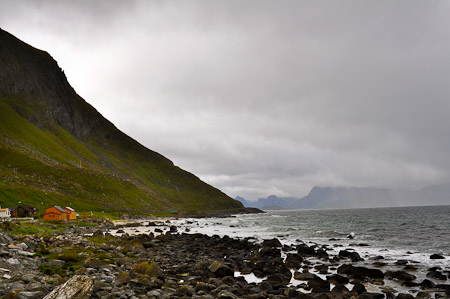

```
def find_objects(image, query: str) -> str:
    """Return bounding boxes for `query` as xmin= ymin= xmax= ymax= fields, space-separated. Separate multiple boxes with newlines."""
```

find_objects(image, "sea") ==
xmin=179 ymin=205 xmax=450 ymax=269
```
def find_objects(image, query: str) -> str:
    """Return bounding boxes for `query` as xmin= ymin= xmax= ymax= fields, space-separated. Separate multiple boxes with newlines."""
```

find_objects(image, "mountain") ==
xmin=0 ymin=28 xmax=245 ymax=215
xmin=290 ymin=186 xmax=399 ymax=209
xmin=243 ymin=185 xmax=450 ymax=210
xmin=241 ymin=195 xmax=298 ymax=209
xmin=234 ymin=196 xmax=249 ymax=207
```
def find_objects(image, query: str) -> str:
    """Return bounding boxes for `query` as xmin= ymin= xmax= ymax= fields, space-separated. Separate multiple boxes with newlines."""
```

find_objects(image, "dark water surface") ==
xmin=185 ymin=205 xmax=450 ymax=266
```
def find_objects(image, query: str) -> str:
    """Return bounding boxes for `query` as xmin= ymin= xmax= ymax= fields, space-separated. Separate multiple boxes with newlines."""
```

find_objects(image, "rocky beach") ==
xmin=0 ymin=218 xmax=448 ymax=299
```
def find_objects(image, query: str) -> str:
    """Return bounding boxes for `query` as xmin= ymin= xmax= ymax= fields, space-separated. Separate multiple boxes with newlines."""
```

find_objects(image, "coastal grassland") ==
xmin=0 ymin=219 xmax=100 ymax=236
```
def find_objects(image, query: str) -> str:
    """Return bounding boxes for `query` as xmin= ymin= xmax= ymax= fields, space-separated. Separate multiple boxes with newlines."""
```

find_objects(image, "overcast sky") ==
xmin=2 ymin=1 xmax=450 ymax=201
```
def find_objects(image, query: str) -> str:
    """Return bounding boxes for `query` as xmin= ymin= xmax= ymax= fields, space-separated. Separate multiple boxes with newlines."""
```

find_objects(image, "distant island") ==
xmin=237 ymin=184 xmax=450 ymax=210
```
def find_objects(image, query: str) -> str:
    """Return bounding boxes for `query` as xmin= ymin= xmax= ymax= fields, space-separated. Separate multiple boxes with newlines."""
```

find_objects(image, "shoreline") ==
xmin=0 ymin=219 xmax=448 ymax=298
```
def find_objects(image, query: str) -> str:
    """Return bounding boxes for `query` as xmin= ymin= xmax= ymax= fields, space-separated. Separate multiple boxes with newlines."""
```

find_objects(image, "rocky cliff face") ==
xmin=0 ymin=29 xmax=170 ymax=164
xmin=0 ymin=28 xmax=244 ymax=214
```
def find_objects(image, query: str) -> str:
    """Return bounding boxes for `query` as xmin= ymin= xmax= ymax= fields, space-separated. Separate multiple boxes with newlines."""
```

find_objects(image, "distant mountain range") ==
xmin=0 ymin=28 xmax=247 ymax=215
xmin=236 ymin=184 xmax=450 ymax=209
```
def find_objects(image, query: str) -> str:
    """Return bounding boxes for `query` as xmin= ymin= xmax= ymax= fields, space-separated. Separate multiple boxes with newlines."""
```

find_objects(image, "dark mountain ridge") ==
xmin=0 ymin=28 xmax=245 ymax=215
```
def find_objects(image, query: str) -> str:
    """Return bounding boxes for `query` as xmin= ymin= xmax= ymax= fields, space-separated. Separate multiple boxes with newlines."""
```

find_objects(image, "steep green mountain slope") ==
xmin=0 ymin=28 xmax=244 ymax=215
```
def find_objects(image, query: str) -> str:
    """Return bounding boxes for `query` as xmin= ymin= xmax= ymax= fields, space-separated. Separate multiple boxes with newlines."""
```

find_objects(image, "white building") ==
xmin=0 ymin=208 xmax=11 ymax=218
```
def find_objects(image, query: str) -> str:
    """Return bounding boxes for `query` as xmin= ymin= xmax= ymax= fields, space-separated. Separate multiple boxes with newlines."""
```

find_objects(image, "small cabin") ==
xmin=43 ymin=206 xmax=70 ymax=221
xmin=63 ymin=207 xmax=77 ymax=220
xmin=17 ymin=205 xmax=37 ymax=217
xmin=169 ymin=210 xmax=179 ymax=216
xmin=0 ymin=208 xmax=11 ymax=218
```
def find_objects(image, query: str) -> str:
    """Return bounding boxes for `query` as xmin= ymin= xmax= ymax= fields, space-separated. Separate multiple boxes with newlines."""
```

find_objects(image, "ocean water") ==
xmin=180 ymin=205 xmax=450 ymax=269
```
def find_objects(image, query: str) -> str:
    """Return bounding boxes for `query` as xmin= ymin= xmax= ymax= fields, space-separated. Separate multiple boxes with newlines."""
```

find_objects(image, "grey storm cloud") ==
xmin=1 ymin=0 xmax=450 ymax=201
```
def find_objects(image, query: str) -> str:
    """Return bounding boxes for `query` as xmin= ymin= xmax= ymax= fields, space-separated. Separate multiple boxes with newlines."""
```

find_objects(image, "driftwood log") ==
xmin=44 ymin=275 xmax=93 ymax=299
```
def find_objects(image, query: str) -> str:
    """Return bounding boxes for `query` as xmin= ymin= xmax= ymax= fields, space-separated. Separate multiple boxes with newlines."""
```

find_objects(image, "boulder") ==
xmin=266 ymin=273 xmax=291 ymax=286
xmin=131 ymin=261 xmax=162 ymax=278
xmin=419 ymin=279 xmax=436 ymax=289
xmin=352 ymin=283 xmax=367 ymax=294
xmin=294 ymin=272 xmax=317 ymax=281
xmin=358 ymin=292 xmax=385 ymax=299
xmin=426 ymin=270 xmax=447 ymax=280
xmin=326 ymin=274 xmax=349 ymax=284
xmin=261 ymin=238 xmax=282 ymax=248
xmin=395 ymin=293 xmax=414 ymax=299
xmin=339 ymin=250 xmax=363 ymax=261
xmin=285 ymin=253 xmax=303 ymax=269
xmin=337 ymin=264 xmax=384 ymax=279
xmin=297 ymin=244 xmax=316 ymax=256
xmin=430 ymin=254 xmax=445 ymax=260
xmin=385 ymin=270 xmax=416 ymax=281
xmin=257 ymin=247 xmax=281 ymax=258
xmin=307 ymin=276 xmax=330 ymax=292
xmin=331 ymin=284 xmax=350 ymax=294
xmin=209 ymin=261 xmax=234 ymax=278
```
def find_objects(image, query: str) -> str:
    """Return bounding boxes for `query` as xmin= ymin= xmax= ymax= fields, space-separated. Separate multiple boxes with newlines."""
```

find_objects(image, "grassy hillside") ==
xmin=0 ymin=28 xmax=244 ymax=215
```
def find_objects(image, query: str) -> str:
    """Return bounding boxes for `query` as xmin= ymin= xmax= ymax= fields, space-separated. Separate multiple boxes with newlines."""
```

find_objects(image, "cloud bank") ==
xmin=2 ymin=0 xmax=450 ymax=201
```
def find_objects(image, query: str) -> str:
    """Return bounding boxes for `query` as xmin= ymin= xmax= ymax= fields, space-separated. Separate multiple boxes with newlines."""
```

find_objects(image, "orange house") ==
xmin=43 ymin=206 xmax=70 ymax=221
xmin=63 ymin=207 xmax=77 ymax=220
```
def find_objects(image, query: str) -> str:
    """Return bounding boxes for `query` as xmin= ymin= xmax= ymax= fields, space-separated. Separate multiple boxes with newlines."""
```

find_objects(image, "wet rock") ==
xmin=266 ymin=273 xmax=291 ymax=286
xmin=430 ymin=254 xmax=445 ymax=260
xmin=395 ymin=293 xmax=414 ymax=299
xmin=352 ymin=283 xmax=367 ymax=294
xmin=307 ymin=276 xmax=330 ymax=292
xmin=395 ymin=260 xmax=409 ymax=266
xmin=262 ymin=238 xmax=282 ymax=248
xmin=426 ymin=271 xmax=447 ymax=280
xmin=314 ymin=264 xmax=329 ymax=274
xmin=339 ymin=250 xmax=364 ymax=262
xmin=297 ymin=243 xmax=316 ymax=256
xmin=337 ymin=264 xmax=384 ymax=279
xmin=327 ymin=274 xmax=350 ymax=284
xmin=419 ymin=279 xmax=436 ymax=289
xmin=436 ymin=284 xmax=450 ymax=295
xmin=285 ymin=253 xmax=303 ymax=269
xmin=415 ymin=292 xmax=431 ymax=298
xmin=358 ymin=292 xmax=386 ymax=299
xmin=331 ymin=284 xmax=350 ymax=294
xmin=209 ymin=261 xmax=234 ymax=278
xmin=258 ymin=281 xmax=273 ymax=292
xmin=386 ymin=270 xmax=417 ymax=281
xmin=294 ymin=271 xmax=317 ymax=281
xmin=257 ymin=246 xmax=281 ymax=258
